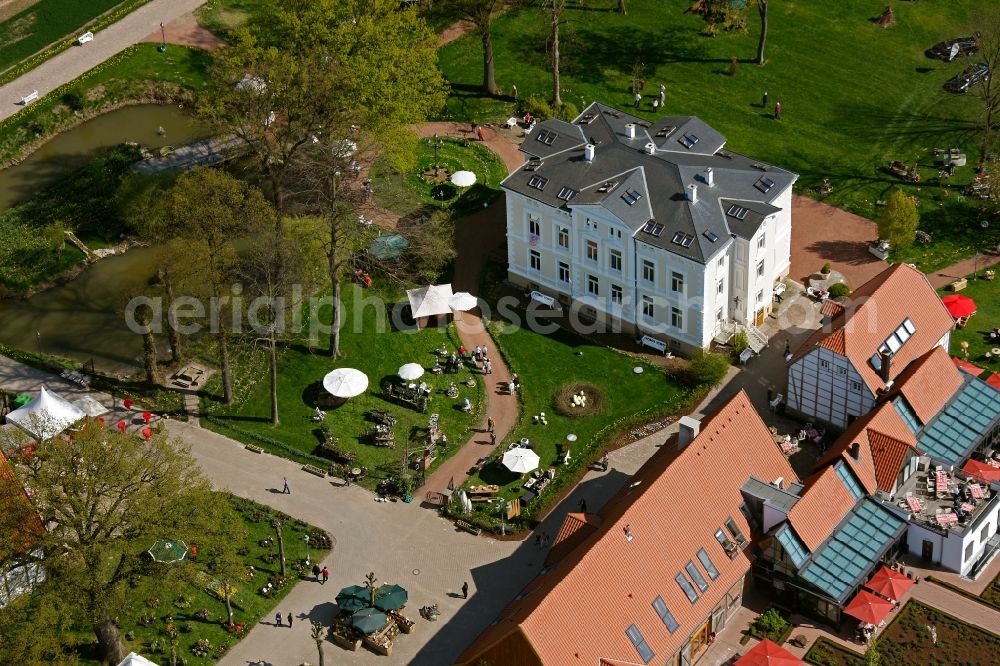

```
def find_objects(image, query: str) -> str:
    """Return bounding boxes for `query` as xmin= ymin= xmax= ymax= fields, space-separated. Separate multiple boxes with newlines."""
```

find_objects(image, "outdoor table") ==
xmin=970 ymin=484 xmax=985 ymax=500
xmin=906 ymin=496 xmax=923 ymax=513
xmin=961 ymin=502 xmax=975 ymax=513
xmin=468 ymin=484 xmax=499 ymax=496
xmin=351 ymin=467 xmax=362 ymax=477
xmin=935 ymin=471 xmax=948 ymax=494
xmin=935 ymin=513 xmax=959 ymax=526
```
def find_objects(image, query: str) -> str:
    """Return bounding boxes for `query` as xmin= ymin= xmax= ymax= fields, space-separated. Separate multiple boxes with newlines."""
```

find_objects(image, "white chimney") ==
xmin=624 ymin=123 xmax=636 ymax=139
xmin=704 ymin=167 xmax=714 ymax=187
xmin=687 ymin=183 xmax=698 ymax=203
xmin=644 ymin=142 xmax=656 ymax=155
xmin=773 ymin=477 xmax=784 ymax=489
xmin=584 ymin=143 xmax=595 ymax=162
xmin=677 ymin=415 xmax=701 ymax=448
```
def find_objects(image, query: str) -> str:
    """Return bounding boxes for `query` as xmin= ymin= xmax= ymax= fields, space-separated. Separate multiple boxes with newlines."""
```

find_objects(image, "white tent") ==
xmin=72 ymin=394 xmax=110 ymax=417
xmin=406 ymin=284 xmax=454 ymax=319
xmin=5 ymin=387 xmax=85 ymax=440
xmin=449 ymin=292 xmax=478 ymax=312
xmin=117 ymin=653 xmax=159 ymax=666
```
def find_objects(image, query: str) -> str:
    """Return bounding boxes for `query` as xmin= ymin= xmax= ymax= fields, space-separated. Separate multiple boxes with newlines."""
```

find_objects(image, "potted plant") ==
xmin=820 ymin=262 xmax=832 ymax=275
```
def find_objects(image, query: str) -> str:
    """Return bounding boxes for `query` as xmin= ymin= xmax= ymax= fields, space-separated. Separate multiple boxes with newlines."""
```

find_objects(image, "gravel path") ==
xmin=0 ymin=0 xmax=207 ymax=122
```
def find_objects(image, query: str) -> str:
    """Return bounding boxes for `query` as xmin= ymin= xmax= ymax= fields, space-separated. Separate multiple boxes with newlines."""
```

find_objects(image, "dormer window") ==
xmin=642 ymin=220 xmax=664 ymax=237
xmin=621 ymin=189 xmax=642 ymax=206
xmin=528 ymin=175 xmax=548 ymax=191
xmin=671 ymin=232 xmax=694 ymax=248
xmin=557 ymin=186 xmax=577 ymax=201
xmin=754 ymin=176 xmax=776 ymax=193
xmin=536 ymin=129 xmax=557 ymax=145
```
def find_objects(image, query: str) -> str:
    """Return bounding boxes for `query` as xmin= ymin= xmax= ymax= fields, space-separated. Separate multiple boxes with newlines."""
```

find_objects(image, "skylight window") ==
xmin=724 ymin=517 xmax=748 ymax=546
xmin=536 ymin=129 xmax=557 ymax=145
xmin=754 ymin=176 xmax=776 ymax=194
xmin=715 ymin=528 xmax=739 ymax=558
xmin=621 ymin=189 xmax=642 ymax=206
xmin=894 ymin=397 xmax=922 ymax=434
xmin=655 ymin=125 xmax=676 ymax=138
xmin=671 ymin=232 xmax=694 ymax=248
xmin=642 ymin=220 xmax=665 ymax=237
xmin=557 ymin=186 xmax=578 ymax=201
xmin=902 ymin=318 xmax=916 ymax=335
xmin=703 ymin=231 xmax=719 ymax=243
xmin=596 ymin=180 xmax=619 ymax=193
xmin=524 ymin=159 xmax=543 ymax=172
xmin=626 ymin=625 xmax=655 ymax=663
xmin=834 ymin=462 xmax=865 ymax=501
xmin=675 ymin=573 xmax=699 ymax=603
xmin=727 ymin=204 xmax=749 ymax=220
xmin=872 ymin=320 xmax=918 ymax=368
xmin=527 ymin=175 xmax=548 ymax=191
xmin=685 ymin=561 xmax=709 ymax=592
xmin=652 ymin=596 xmax=679 ymax=633
xmin=697 ymin=548 xmax=720 ymax=580
xmin=678 ymin=134 xmax=700 ymax=149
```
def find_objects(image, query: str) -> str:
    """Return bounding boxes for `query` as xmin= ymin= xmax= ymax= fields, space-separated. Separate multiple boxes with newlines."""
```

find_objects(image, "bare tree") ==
xmin=755 ymin=0 xmax=769 ymax=65
xmin=973 ymin=10 xmax=1000 ymax=166
xmin=311 ymin=621 xmax=326 ymax=666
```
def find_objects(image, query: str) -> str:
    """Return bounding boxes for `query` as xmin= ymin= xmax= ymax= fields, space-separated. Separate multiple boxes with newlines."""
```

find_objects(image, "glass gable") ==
xmin=893 ymin=397 xmax=921 ymax=434
xmin=834 ymin=462 xmax=865 ymax=501
xmin=775 ymin=525 xmax=810 ymax=568
xmin=800 ymin=499 xmax=905 ymax=603
xmin=918 ymin=378 xmax=1000 ymax=465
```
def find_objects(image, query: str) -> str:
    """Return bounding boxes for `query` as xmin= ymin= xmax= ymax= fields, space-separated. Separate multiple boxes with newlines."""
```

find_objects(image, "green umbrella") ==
xmin=336 ymin=585 xmax=370 ymax=613
xmin=369 ymin=234 xmax=409 ymax=261
xmin=374 ymin=584 xmax=408 ymax=611
xmin=147 ymin=539 xmax=187 ymax=563
xmin=351 ymin=607 xmax=387 ymax=634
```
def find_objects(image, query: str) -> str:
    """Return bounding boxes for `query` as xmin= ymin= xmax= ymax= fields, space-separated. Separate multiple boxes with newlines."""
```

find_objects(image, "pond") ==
xmin=0 ymin=104 xmax=209 ymax=371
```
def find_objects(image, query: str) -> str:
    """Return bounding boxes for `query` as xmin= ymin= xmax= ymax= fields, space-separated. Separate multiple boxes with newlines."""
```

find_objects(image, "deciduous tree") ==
xmin=0 ymin=424 xmax=228 ymax=665
xmin=446 ymin=0 xmax=505 ymax=95
xmin=972 ymin=9 xmax=1000 ymax=166
xmin=877 ymin=190 xmax=919 ymax=252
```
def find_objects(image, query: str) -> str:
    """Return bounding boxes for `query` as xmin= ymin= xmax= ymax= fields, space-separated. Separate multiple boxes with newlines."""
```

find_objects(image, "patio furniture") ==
xmin=468 ymin=484 xmax=499 ymax=497
xmin=970 ymin=483 xmax=985 ymax=500
xmin=935 ymin=512 xmax=959 ymax=526
xmin=906 ymin=496 xmax=924 ymax=513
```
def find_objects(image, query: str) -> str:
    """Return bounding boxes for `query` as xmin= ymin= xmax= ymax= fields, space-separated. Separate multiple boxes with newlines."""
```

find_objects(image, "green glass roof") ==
xmin=775 ymin=525 xmax=809 ymax=568
xmin=799 ymin=499 xmax=905 ymax=603
xmin=835 ymin=461 xmax=864 ymax=501
xmin=917 ymin=378 xmax=1000 ymax=465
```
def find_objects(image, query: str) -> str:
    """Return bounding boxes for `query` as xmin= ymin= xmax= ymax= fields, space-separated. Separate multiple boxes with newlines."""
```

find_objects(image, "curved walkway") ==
xmin=0 ymin=0 xmax=207 ymax=122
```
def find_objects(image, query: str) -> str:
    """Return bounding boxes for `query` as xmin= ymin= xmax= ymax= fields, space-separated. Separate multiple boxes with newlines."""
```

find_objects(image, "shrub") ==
xmin=752 ymin=608 xmax=788 ymax=638
xmin=821 ymin=262 xmax=832 ymax=274
xmin=828 ymin=282 xmax=851 ymax=298
xmin=191 ymin=638 xmax=212 ymax=657
xmin=61 ymin=89 xmax=85 ymax=111
xmin=520 ymin=96 xmax=579 ymax=121
xmin=733 ymin=329 xmax=750 ymax=355
xmin=686 ymin=350 xmax=731 ymax=387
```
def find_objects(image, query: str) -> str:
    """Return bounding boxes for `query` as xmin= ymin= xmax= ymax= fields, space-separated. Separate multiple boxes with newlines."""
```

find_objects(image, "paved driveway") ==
xmin=790 ymin=195 xmax=887 ymax=288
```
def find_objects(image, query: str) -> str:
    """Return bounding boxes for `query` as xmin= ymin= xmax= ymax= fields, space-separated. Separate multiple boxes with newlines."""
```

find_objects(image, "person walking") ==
xmin=774 ymin=101 xmax=782 ymax=120
xmin=490 ymin=431 xmax=497 ymax=446
xmin=762 ymin=90 xmax=768 ymax=108
xmin=659 ymin=83 xmax=666 ymax=107
xmin=275 ymin=612 xmax=282 ymax=626
xmin=534 ymin=533 xmax=542 ymax=548
xmin=288 ymin=613 xmax=293 ymax=628
xmin=475 ymin=345 xmax=482 ymax=360
xmin=461 ymin=581 xmax=469 ymax=599
xmin=485 ymin=359 xmax=493 ymax=375
xmin=282 ymin=477 xmax=290 ymax=494
xmin=481 ymin=344 xmax=489 ymax=357
xmin=541 ymin=532 xmax=550 ymax=548
xmin=321 ymin=567 xmax=329 ymax=585
xmin=476 ymin=125 xmax=485 ymax=142
xmin=634 ymin=91 xmax=641 ymax=108
xmin=487 ymin=416 xmax=495 ymax=433
xmin=512 ymin=84 xmax=518 ymax=101
xmin=312 ymin=564 xmax=321 ymax=581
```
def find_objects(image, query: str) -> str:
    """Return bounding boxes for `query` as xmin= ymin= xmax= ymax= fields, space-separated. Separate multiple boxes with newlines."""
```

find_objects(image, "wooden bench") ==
xmin=301 ymin=464 xmax=327 ymax=477
xmin=20 ymin=90 xmax=38 ymax=105
xmin=77 ymin=31 xmax=94 ymax=45
xmin=455 ymin=520 xmax=482 ymax=536
xmin=244 ymin=444 xmax=264 ymax=454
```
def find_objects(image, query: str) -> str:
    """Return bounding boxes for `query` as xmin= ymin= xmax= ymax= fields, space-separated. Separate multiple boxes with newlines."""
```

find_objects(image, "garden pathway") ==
xmin=0 ymin=0 xmax=208 ymax=122
xmin=926 ymin=251 xmax=1000 ymax=289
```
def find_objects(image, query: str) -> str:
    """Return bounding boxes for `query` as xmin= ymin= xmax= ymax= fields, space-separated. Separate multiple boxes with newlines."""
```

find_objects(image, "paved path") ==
xmin=926 ymin=252 xmax=1000 ymax=289
xmin=0 ymin=0 xmax=207 ymax=122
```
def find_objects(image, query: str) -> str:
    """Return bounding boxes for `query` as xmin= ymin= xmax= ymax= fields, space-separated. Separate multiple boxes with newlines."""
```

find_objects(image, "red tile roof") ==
xmin=545 ymin=512 xmax=602 ymax=567
xmin=893 ymin=347 xmax=964 ymax=424
xmin=456 ymin=391 xmax=797 ymax=666
xmin=792 ymin=264 xmax=953 ymax=391
xmin=867 ymin=431 xmax=914 ymax=493
xmin=787 ymin=466 xmax=857 ymax=551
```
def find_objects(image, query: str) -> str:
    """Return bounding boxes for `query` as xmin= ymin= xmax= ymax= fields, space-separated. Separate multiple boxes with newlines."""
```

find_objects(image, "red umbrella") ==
xmin=942 ymin=294 xmax=977 ymax=318
xmin=735 ymin=638 xmax=801 ymax=666
xmin=865 ymin=566 xmax=914 ymax=601
xmin=142 ymin=411 xmax=152 ymax=424
xmin=952 ymin=357 xmax=986 ymax=377
xmin=843 ymin=589 xmax=894 ymax=625
xmin=123 ymin=398 xmax=134 ymax=410
xmin=141 ymin=427 xmax=152 ymax=440
xmin=117 ymin=420 xmax=127 ymax=432
xmin=963 ymin=459 xmax=1000 ymax=483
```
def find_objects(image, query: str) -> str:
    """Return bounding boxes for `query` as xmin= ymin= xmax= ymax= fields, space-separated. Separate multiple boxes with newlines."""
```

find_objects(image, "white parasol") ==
xmin=322 ymin=368 xmax=369 ymax=398
xmin=450 ymin=170 xmax=476 ymax=188
xmin=502 ymin=447 xmax=540 ymax=474
xmin=398 ymin=363 xmax=424 ymax=381
xmin=449 ymin=292 xmax=478 ymax=312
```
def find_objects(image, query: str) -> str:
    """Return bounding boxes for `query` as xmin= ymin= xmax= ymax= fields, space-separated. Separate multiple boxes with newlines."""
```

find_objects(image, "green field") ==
xmin=0 ymin=0 xmax=130 ymax=75
xmin=943 ymin=273 xmax=1000 ymax=376
xmin=202 ymin=284 xmax=484 ymax=488
xmin=438 ymin=0 xmax=994 ymax=271
xmin=459 ymin=321 xmax=691 ymax=526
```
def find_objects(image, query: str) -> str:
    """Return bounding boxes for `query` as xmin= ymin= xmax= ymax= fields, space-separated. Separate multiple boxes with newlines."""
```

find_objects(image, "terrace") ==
xmin=885 ymin=464 xmax=998 ymax=536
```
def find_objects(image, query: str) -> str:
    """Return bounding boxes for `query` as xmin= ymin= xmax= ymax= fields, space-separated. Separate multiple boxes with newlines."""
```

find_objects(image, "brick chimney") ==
xmin=878 ymin=350 xmax=893 ymax=384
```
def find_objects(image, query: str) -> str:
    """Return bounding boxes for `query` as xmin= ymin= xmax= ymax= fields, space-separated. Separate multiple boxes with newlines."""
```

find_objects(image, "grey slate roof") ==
xmin=502 ymin=102 xmax=799 ymax=264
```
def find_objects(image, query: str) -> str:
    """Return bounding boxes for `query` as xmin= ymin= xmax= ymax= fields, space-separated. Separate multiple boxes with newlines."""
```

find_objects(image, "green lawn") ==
xmin=369 ymin=135 xmax=507 ymax=219
xmin=437 ymin=0 xmax=995 ymax=271
xmin=459 ymin=321 xmax=692 ymax=526
xmin=942 ymin=275 xmax=1000 ymax=375
xmin=202 ymin=284 xmax=484 ymax=487
xmin=197 ymin=0 xmax=268 ymax=39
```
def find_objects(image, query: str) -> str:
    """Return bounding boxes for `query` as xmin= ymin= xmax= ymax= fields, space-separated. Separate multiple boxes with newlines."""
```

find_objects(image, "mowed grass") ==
xmin=369 ymin=135 xmax=507 ymax=219
xmin=0 ymin=0 xmax=127 ymax=74
xmin=463 ymin=322 xmax=690 ymax=518
xmin=943 ymin=273 xmax=1000 ymax=377
xmin=202 ymin=284 xmax=484 ymax=484
xmin=438 ymin=0 xmax=994 ymax=271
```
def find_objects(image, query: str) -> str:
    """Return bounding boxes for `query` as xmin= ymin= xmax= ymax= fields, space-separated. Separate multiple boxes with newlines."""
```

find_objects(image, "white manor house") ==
xmin=502 ymin=102 xmax=798 ymax=354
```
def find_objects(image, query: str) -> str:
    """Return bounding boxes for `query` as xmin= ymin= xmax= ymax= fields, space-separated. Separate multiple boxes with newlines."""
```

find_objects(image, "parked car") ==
xmin=926 ymin=36 xmax=979 ymax=61
xmin=944 ymin=63 xmax=990 ymax=93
